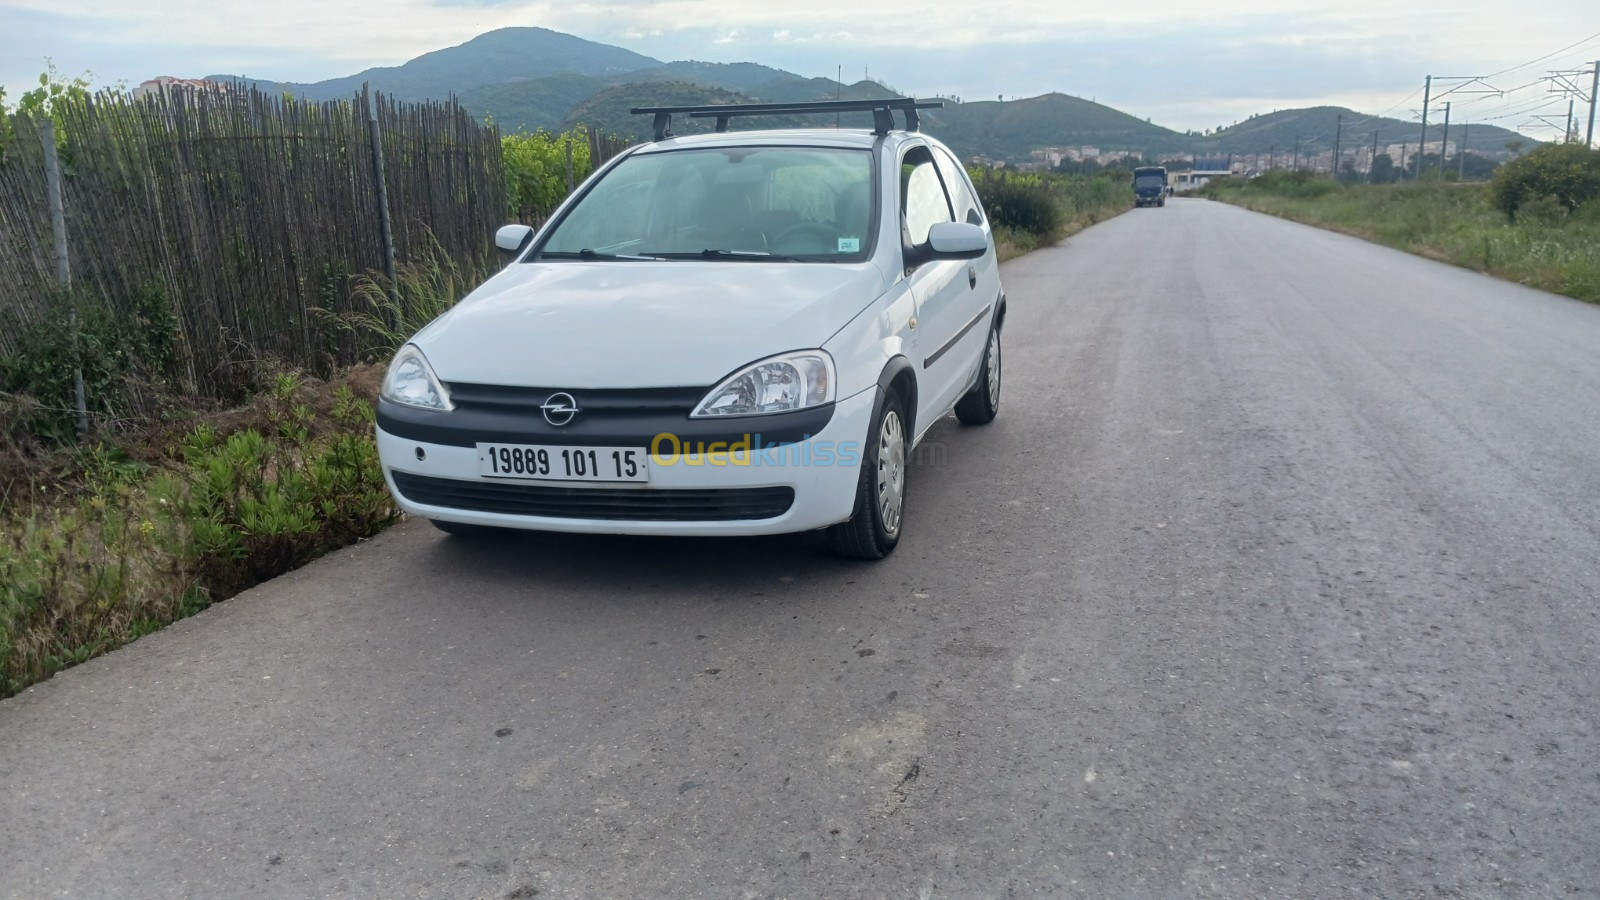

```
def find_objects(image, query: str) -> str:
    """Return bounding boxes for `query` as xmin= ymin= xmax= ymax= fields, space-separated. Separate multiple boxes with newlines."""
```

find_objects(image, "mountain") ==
xmin=919 ymin=93 xmax=1183 ymax=160
xmin=1199 ymin=106 xmax=1528 ymax=157
xmin=213 ymin=27 xmax=661 ymax=102
xmin=207 ymin=26 xmax=1538 ymax=163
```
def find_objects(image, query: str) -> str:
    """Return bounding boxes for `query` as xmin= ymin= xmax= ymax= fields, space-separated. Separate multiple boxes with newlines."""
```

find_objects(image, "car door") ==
xmin=900 ymin=143 xmax=984 ymax=436
xmin=933 ymin=144 xmax=1001 ymax=344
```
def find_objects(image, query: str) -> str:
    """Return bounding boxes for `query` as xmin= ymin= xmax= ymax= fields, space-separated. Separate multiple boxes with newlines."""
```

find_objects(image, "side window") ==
xmin=934 ymin=147 xmax=984 ymax=226
xmin=901 ymin=147 xmax=953 ymax=246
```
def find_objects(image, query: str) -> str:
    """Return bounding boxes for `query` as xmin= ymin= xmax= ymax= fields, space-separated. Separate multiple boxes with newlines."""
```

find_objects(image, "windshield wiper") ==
xmin=539 ymin=249 xmax=662 ymax=261
xmin=650 ymin=249 xmax=803 ymax=262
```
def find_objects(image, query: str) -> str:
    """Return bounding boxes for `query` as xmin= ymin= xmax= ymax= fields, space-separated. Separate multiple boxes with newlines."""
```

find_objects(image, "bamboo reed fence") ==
xmin=0 ymin=86 xmax=505 ymax=407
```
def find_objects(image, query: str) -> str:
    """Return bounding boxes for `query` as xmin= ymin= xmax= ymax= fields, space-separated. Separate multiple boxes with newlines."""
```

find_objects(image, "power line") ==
xmin=1483 ymin=30 xmax=1600 ymax=79
xmin=1479 ymin=96 xmax=1564 ymax=121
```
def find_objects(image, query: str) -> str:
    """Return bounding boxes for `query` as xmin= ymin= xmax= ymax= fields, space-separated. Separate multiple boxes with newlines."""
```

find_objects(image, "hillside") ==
xmin=613 ymin=61 xmax=803 ymax=94
xmin=1201 ymin=106 xmax=1527 ymax=156
xmin=921 ymin=93 xmax=1183 ymax=160
xmin=214 ymin=27 xmax=661 ymax=102
xmin=458 ymin=74 xmax=607 ymax=132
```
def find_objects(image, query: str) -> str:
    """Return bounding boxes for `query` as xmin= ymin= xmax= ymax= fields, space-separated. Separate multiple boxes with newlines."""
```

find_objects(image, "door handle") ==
xmin=967 ymin=266 xmax=977 ymax=289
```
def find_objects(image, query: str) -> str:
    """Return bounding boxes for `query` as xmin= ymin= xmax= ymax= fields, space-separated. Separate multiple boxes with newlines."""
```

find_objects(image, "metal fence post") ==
xmin=365 ymin=86 xmax=401 ymax=328
xmin=39 ymin=117 xmax=89 ymax=438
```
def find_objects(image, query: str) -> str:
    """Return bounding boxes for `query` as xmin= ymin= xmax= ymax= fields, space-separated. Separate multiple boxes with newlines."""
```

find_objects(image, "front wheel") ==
xmin=954 ymin=320 xmax=1001 ymax=425
xmin=827 ymin=392 xmax=908 ymax=559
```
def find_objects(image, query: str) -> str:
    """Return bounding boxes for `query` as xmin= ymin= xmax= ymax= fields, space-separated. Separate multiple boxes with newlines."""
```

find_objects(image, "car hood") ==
xmin=413 ymin=260 xmax=889 ymax=388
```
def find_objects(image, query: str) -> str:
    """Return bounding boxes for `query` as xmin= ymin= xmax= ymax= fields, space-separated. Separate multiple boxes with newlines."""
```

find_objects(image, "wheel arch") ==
xmin=875 ymin=355 xmax=918 ymax=443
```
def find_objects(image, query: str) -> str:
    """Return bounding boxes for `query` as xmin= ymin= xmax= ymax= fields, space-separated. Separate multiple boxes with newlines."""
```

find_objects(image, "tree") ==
xmin=1369 ymin=153 xmax=1396 ymax=184
xmin=1489 ymin=142 xmax=1600 ymax=220
xmin=1445 ymin=152 xmax=1498 ymax=182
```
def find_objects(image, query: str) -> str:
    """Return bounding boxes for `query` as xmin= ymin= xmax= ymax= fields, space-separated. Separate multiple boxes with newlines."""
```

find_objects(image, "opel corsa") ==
xmin=376 ymin=99 xmax=1005 ymax=558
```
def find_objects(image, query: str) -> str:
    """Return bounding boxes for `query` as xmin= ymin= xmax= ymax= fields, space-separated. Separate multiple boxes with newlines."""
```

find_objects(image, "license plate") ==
xmin=477 ymin=443 xmax=649 ymax=483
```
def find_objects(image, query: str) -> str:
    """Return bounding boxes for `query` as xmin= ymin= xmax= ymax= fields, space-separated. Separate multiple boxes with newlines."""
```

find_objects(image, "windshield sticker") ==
xmin=837 ymin=237 xmax=860 ymax=253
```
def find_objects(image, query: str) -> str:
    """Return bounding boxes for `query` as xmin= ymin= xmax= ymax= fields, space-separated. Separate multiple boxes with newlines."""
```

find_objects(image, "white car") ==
xmin=376 ymin=99 xmax=1005 ymax=558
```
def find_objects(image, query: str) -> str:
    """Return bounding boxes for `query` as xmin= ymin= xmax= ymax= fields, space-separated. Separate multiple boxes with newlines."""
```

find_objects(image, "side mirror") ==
xmin=496 ymin=224 xmax=534 ymax=256
xmin=926 ymin=221 xmax=987 ymax=259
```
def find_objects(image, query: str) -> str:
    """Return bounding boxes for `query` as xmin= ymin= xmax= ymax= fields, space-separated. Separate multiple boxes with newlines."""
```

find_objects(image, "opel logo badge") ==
xmin=540 ymin=392 xmax=580 ymax=426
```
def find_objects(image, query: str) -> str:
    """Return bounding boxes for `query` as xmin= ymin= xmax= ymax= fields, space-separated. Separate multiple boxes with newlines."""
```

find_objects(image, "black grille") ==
xmin=392 ymin=471 xmax=794 ymax=522
xmin=446 ymin=383 xmax=704 ymax=416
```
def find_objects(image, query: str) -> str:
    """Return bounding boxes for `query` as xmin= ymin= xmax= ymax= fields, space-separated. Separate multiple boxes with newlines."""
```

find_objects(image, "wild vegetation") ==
xmin=970 ymin=167 xmax=1131 ymax=260
xmin=1201 ymin=146 xmax=1600 ymax=303
xmin=0 ymin=369 xmax=397 ymax=698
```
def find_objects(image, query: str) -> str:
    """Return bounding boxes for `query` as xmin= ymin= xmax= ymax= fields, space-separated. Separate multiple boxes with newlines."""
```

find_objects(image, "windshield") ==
xmin=535 ymin=146 xmax=875 ymax=262
xmin=1134 ymin=174 xmax=1165 ymax=189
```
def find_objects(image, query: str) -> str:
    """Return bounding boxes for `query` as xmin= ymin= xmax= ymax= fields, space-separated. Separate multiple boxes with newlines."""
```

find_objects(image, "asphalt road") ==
xmin=4 ymin=198 xmax=1599 ymax=899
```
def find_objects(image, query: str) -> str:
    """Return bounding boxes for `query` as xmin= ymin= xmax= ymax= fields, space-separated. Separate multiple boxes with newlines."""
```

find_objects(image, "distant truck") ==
xmin=1132 ymin=166 xmax=1168 ymax=208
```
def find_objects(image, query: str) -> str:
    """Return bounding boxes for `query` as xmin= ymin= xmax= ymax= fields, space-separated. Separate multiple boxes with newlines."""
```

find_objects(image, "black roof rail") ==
xmin=629 ymin=98 xmax=945 ymax=142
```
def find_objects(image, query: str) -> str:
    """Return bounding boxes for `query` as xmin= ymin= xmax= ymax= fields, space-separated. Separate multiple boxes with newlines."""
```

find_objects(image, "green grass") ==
xmin=1203 ymin=173 xmax=1600 ymax=303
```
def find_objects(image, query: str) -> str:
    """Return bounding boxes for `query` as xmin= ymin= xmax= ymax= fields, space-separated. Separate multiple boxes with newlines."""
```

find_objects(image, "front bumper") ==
xmin=377 ymin=387 xmax=876 ymax=536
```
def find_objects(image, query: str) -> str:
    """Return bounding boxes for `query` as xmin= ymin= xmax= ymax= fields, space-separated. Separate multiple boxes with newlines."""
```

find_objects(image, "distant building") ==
xmin=135 ymin=76 xmax=226 ymax=100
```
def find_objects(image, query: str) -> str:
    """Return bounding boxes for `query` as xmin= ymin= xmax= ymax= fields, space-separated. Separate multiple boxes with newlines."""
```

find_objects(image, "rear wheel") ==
xmin=954 ymin=320 xmax=1001 ymax=425
xmin=827 ymin=392 xmax=908 ymax=559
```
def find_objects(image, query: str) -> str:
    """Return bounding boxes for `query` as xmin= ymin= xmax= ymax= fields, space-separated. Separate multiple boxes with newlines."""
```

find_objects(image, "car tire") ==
xmin=826 ymin=391 xmax=908 ymax=560
xmin=1158 ymin=198 xmax=1166 ymax=207
xmin=954 ymin=320 xmax=1001 ymax=425
xmin=430 ymin=518 xmax=504 ymax=537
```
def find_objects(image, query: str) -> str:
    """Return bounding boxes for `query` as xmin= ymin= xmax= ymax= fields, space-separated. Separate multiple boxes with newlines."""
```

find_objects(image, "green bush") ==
xmin=0 ymin=283 xmax=179 ymax=440
xmin=961 ymin=167 xmax=1128 ymax=260
xmin=1489 ymin=143 xmax=1600 ymax=220
xmin=976 ymin=173 xmax=1064 ymax=236
xmin=502 ymin=128 xmax=593 ymax=221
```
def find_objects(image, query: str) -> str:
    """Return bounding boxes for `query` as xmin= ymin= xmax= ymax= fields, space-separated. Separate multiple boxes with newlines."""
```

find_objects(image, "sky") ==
xmin=3 ymin=0 xmax=1598 ymax=138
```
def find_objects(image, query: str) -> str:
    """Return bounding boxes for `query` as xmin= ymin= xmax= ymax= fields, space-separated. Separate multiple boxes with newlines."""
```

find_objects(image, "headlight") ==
xmin=381 ymin=344 xmax=453 ymax=411
xmin=691 ymin=351 xmax=835 ymax=417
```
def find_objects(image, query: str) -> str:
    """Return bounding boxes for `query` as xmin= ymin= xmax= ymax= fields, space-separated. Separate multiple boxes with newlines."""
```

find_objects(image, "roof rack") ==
xmin=629 ymin=98 xmax=945 ymax=142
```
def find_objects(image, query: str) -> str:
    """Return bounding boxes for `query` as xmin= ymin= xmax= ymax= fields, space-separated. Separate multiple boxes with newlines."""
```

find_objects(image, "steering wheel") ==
xmin=771 ymin=221 xmax=840 ymax=253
